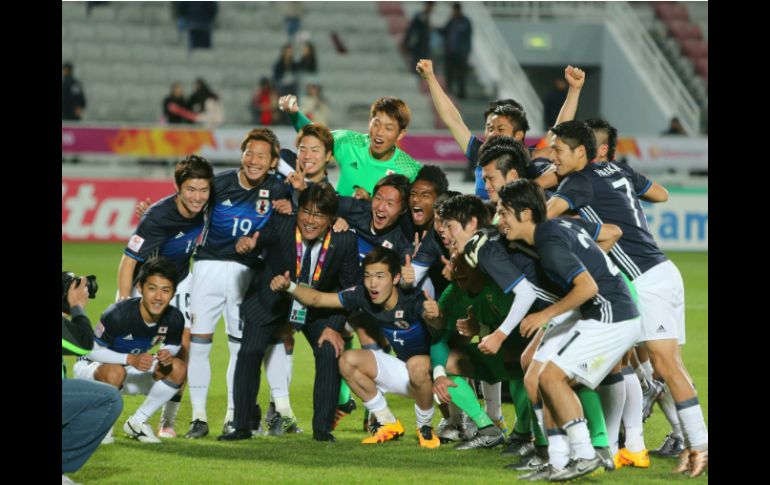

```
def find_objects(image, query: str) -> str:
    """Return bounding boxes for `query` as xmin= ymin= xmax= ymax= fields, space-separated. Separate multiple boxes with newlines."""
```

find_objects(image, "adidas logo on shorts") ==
xmin=578 ymin=363 xmax=588 ymax=371
xmin=656 ymin=325 xmax=666 ymax=333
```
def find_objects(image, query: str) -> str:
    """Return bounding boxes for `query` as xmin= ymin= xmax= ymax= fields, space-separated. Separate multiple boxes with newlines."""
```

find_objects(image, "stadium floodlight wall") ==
xmin=62 ymin=178 xmax=707 ymax=251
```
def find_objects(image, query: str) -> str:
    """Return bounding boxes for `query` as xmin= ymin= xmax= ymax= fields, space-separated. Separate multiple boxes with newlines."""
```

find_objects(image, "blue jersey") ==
xmin=338 ymin=285 xmax=430 ymax=361
xmin=553 ymin=162 xmax=666 ymax=279
xmin=92 ymin=298 xmax=184 ymax=355
xmin=506 ymin=218 xmax=603 ymax=311
xmin=468 ymin=135 xmax=554 ymax=200
xmin=337 ymin=196 xmax=414 ymax=262
xmin=195 ymin=169 xmax=291 ymax=264
xmin=533 ymin=219 xmax=639 ymax=323
xmin=475 ymin=236 xmax=529 ymax=294
xmin=124 ymin=194 xmax=204 ymax=281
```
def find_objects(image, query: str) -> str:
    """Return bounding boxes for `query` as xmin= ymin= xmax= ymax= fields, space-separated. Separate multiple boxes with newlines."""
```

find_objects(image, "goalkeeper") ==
xmin=62 ymin=275 xmax=123 ymax=483
xmin=278 ymin=94 xmax=422 ymax=198
xmin=423 ymin=251 xmax=534 ymax=450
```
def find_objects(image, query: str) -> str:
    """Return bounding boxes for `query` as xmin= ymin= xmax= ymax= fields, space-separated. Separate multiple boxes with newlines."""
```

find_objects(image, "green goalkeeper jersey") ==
xmin=431 ymin=281 xmax=514 ymax=368
xmin=290 ymin=112 xmax=422 ymax=196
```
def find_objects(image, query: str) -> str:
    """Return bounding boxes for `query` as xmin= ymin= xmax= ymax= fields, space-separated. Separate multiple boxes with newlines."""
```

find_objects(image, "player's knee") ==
xmin=524 ymin=367 xmax=539 ymax=396
xmin=406 ymin=356 xmax=431 ymax=382
xmin=339 ymin=352 xmax=356 ymax=377
xmin=170 ymin=357 xmax=187 ymax=380
xmin=96 ymin=364 xmax=126 ymax=388
xmin=538 ymin=363 xmax=565 ymax=393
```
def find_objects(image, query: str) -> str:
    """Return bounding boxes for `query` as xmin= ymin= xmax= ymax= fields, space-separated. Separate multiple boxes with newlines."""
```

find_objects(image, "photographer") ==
xmin=62 ymin=275 xmax=123 ymax=485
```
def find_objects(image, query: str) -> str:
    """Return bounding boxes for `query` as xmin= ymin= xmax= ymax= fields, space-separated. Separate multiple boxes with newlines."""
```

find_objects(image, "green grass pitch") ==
xmin=63 ymin=243 xmax=707 ymax=484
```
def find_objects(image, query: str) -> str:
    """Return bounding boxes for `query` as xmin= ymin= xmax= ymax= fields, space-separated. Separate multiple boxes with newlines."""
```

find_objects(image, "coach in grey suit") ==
xmin=220 ymin=183 xmax=361 ymax=442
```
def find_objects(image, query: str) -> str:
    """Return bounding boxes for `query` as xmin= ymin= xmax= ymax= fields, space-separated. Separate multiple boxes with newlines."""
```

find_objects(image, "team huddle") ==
xmin=71 ymin=60 xmax=707 ymax=482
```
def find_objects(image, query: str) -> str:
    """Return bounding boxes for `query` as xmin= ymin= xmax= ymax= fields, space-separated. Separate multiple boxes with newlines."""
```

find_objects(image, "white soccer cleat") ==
xmin=124 ymin=418 xmax=162 ymax=443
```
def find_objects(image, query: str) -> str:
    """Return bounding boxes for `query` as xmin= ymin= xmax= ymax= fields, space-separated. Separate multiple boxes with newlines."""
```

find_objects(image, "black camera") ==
xmin=62 ymin=272 xmax=98 ymax=313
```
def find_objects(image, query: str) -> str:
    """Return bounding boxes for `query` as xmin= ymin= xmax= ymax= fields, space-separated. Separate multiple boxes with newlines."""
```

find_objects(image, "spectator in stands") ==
xmin=282 ymin=2 xmax=304 ymax=41
xmin=274 ymin=43 xmax=299 ymax=95
xmin=188 ymin=78 xmax=224 ymax=127
xmin=180 ymin=1 xmax=218 ymax=50
xmin=440 ymin=3 xmax=472 ymax=99
xmin=403 ymin=2 xmax=434 ymax=73
xmin=543 ymin=77 xmax=568 ymax=130
xmin=300 ymin=83 xmax=330 ymax=126
xmin=62 ymin=62 xmax=86 ymax=121
xmin=251 ymin=77 xmax=280 ymax=126
xmin=297 ymin=33 xmax=318 ymax=77
xmin=163 ymin=82 xmax=193 ymax=124
xmin=662 ymin=116 xmax=687 ymax=136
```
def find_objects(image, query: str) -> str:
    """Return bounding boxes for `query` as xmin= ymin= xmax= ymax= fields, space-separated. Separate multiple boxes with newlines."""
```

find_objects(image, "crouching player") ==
xmin=271 ymin=246 xmax=441 ymax=448
xmin=73 ymin=257 xmax=186 ymax=443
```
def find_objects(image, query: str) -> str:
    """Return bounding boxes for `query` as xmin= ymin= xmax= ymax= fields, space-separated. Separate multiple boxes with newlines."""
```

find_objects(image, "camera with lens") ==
xmin=62 ymin=272 xmax=98 ymax=313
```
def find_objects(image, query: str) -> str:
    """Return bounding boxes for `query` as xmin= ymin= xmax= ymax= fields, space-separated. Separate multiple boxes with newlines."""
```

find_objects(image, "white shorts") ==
xmin=190 ymin=260 xmax=253 ymax=338
xmin=370 ymin=349 xmax=413 ymax=398
xmin=534 ymin=310 xmax=581 ymax=363
xmin=114 ymin=273 xmax=193 ymax=329
xmin=548 ymin=317 xmax=641 ymax=389
xmin=72 ymin=359 xmax=159 ymax=395
xmin=633 ymin=260 xmax=686 ymax=344
xmin=172 ymin=274 xmax=193 ymax=329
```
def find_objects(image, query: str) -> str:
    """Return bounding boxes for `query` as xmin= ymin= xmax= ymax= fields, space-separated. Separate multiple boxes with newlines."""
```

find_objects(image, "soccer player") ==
xmin=415 ymin=59 xmax=585 ymax=197
xmin=424 ymin=251 xmax=529 ymax=451
xmin=185 ymin=128 xmax=292 ymax=439
xmin=436 ymin=194 xmax=541 ymax=456
xmin=336 ymin=173 xmax=415 ymax=261
xmin=401 ymin=165 xmax=451 ymax=297
xmin=270 ymin=246 xmax=441 ymax=448
xmin=497 ymin=179 xmax=641 ymax=481
xmin=117 ymin=154 xmax=213 ymax=438
xmin=279 ymin=94 xmax=422 ymax=197
xmin=545 ymin=120 xmax=707 ymax=477
xmin=73 ymin=257 xmax=186 ymax=444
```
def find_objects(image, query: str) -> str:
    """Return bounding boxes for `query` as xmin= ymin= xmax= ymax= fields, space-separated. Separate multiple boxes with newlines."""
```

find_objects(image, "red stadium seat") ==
xmin=379 ymin=2 xmax=404 ymax=16
xmin=654 ymin=2 xmax=690 ymax=22
xmin=680 ymin=39 xmax=708 ymax=59
xmin=387 ymin=15 xmax=408 ymax=35
xmin=667 ymin=20 xmax=703 ymax=43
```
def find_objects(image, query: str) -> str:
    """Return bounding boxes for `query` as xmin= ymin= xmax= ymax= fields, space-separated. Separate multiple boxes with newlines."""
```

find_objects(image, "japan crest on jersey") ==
xmin=256 ymin=199 xmax=271 ymax=215
xmin=157 ymin=326 xmax=168 ymax=335
xmin=394 ymin=319 xmax=410 ymax=329
xmin=127 ymin=234 xmax=145 ymax=252
xmin=382 ymin=240 xmax=393 ymax=249
xmin=151 ymin=335 xmax=166 ymax=347
xmin=259 ymin=189 xmax=270 ymax=198
xmin=395 ymin=310 xmax=404 ymax=318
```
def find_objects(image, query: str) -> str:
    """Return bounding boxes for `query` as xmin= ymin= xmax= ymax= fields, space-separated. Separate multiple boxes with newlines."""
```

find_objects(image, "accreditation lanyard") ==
xmin=295 ymin=227 xmax=332 ymax=287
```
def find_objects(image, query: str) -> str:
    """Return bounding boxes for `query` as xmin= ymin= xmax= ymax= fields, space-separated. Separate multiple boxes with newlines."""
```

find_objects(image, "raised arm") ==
xmin=270 ymin=271 xmax=344 ymax=309
xmin=278 ymin=94 xmax=313 ymax=131
xmin=553 ymin=66 xmax=585 ymax=127
xmin=416 ymin=59 xmax=472 ymax=153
